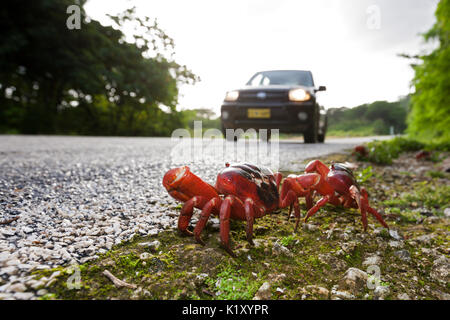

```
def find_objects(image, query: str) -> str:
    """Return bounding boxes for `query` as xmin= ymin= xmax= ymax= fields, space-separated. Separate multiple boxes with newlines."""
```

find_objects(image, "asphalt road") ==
xmin=0 ymin=134 xmax=392 ymax=299
xmin=0 ymin=134 xmax=391 ymax=172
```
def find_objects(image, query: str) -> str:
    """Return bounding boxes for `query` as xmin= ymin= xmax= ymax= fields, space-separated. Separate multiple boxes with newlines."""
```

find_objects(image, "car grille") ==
xmin=238 ymin=90 xmax=288 ymax=102
xmin=235 ymin=106 xmax=288 ymax=121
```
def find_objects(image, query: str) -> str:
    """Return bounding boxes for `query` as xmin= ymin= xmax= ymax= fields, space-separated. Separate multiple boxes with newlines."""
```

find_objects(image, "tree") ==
xmin=0 ymin=0 xmax=198 ymax=135
xmin=327 ymin=98 xmax=409 ymax=136
xmin=407 ymin=0 xmax=450 ymax=142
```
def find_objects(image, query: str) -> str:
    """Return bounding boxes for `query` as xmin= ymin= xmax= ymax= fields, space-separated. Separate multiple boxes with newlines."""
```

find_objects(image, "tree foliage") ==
xmin=0 ymin=0 xmax=198 ymax=135
xmin=327 ymin=97 xmax=409 ymax=136
xmin=407 ymin=0 xmax=450 ymax=142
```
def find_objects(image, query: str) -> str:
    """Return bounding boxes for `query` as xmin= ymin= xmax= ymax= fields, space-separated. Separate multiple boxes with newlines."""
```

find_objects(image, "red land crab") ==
xmin=163 ymin=163 xmax=321 ymax=256
xmin=415 ymin=150 xmax=432 ymax=161
xmin=279 ymin=160 xmax=389 ymax=231
xmin=163 ymin=163 xmax=282 ymax=256
xmin=352 ymin=145 xmax=369 ymax=158
xmin=304 ymin=160 xmax=389 ymax=230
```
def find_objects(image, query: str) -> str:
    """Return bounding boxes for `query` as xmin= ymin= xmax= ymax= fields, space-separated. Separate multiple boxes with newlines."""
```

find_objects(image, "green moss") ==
xmin=204 ymin=265 xmax=263 ymax=300
xmin=426 ymin=170 xmax=446 ymax=179
xmin=39 ymin=293 xmax=57 ymax=300
xmin=280 ymin=234 xmax=296 ymax=247
xmin=343 ymin=248 xmax=363 ymax=267
xmin=382 ymin=181 xmax=450 ymax=217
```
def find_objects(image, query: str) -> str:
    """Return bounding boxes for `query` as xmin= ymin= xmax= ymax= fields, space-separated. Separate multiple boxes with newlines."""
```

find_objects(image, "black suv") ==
xmin=221 ymin=70 xmax=327 ymax=143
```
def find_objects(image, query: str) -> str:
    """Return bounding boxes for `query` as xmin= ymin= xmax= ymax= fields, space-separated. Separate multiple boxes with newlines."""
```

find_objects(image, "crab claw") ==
xmin=295 ymin=173 xmax=321 ymax=190
xmin=163 ymin=166 xmax=189 ymax=193
xmin=163 ymin=166 xmax=219 ymax=203
xmin=305 ymin=160 xmax=330 ymax=177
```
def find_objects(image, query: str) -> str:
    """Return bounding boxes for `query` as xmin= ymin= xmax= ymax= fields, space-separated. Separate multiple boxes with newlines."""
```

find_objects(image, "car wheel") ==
xmin=304 ymin=130 xmax=317 ymax=143
xmin=317 ymin=133 xmax=325 ymax=143
xmin=304 ymin=119 xmax=318 ymax=144
xmin=318 ymin=119 xmax=327 ymax=143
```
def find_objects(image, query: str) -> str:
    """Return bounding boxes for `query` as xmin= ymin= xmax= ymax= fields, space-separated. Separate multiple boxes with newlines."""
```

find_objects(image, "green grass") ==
xmin=426 ymin=171 xmax=446 ymax=179
xmin=280 ymin=234 xmax=296 ymax=247
xmin=382 ymin=181 xmax=450 ymax=218
xmin=327 ymin=128 xmax=376 ymax=137
xmin=358 ymin=136 xmax=449 ymax=165
xmin=204 ymin=265 xmax=263 ymax=300
xmin=356 ymin=166 xmax=374 ymax=184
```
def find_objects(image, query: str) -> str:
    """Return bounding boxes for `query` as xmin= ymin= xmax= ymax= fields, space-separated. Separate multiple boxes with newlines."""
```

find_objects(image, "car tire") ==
xmin=304 ymin=115 xmax=318 ymax=144
xmin=318 ymin=119 xmax=327 ymax=143
xmin=317 ymin=133 xmax=325 ymax=143
xmin=304 ymin=129 xmax=317 ymax=144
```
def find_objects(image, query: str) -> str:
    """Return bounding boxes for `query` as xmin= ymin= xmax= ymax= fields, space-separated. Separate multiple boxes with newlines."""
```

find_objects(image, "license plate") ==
xmin=248 ymin=108 xmax=271 ymax=119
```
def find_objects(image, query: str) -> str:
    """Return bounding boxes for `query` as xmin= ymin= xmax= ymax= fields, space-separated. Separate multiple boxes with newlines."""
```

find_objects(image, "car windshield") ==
xmin=246 ymin=70 xmax=314 ymax=87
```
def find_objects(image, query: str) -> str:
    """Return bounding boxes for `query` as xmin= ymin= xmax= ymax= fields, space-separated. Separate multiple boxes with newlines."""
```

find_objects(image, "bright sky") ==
xmin=85 ymin=0 xmax=439 ymax=115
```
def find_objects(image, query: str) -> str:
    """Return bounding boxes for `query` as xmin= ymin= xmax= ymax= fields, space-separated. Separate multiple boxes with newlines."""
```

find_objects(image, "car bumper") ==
xmin=221 ymin=101 xmax=316 ymax=133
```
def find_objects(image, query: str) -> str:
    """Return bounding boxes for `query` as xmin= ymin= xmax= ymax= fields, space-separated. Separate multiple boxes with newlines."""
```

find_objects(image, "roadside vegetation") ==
xmin=0 ymin=0 xmax=198 ymax=136
xmin=327 ymin=98 xmax=409 ymax=137
xmin=405 ymin=0 xmax=450 ymax=144
xmin=355 ymin=137 xmax=450 ymax=165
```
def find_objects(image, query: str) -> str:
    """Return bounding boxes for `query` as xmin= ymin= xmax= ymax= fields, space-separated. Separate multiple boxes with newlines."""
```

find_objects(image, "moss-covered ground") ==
xmin=35 ymin=152 xmax=449 ymax=300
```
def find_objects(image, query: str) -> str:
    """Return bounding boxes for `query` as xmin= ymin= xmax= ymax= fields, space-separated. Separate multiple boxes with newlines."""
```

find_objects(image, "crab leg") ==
xmin=217 ymin=195 xmax=252 ymax=256
xmin=279 ymin=189 xmax=301 ymax=225
xmin=349 ymin=185 xmax=368 ymax=231
xmin=274 ymin=172 xmax=283 ymax=193
xmin=305 ymin=190 xmax=316 ymax=210
xmin=287 ymin=204 xmax=293 ymax=221
xmin=367 ymin=207 xmax=389 ymax=229
xmin=305 ymin=195 xmax=330 ymax=222
xmin=193 ymin=197 xmax=221 ymax=245
xmin=361 ymin=188 xmax=389 ymax=229
xmin=244 ymin=199 xmax=255 ymax=245
xmin=292 ymin=199 xmax=302 ymax=231
xmin=279 ymin=188 xmax=298 ymax=209
xmin=178 ymin=196 xmax=203 ymax=236
xmin=219 ymin=196 xmax=235 ymax=257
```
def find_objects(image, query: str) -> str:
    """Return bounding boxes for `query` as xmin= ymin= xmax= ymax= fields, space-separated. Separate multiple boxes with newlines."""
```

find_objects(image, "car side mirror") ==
xmin=315 ymin=86 xmax=326 ymax=92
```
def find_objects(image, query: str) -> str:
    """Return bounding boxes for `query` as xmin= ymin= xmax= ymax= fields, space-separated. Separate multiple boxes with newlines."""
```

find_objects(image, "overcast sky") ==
xmin=85 ymin=0 xmax=439 ymax=114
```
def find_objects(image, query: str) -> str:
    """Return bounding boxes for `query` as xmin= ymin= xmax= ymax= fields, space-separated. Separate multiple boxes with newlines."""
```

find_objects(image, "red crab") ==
xmin=163 ymin=163 xmax=284 ymax=256
xmin=352 ymin=145 xmax=369 ymax=158
xmin=415 ymin=150 xmax=432 ymax=161
xmin=279 ymin=160 xmax=389 ymax=231
xmin=304 ymin=160 xmax=389 ymax=230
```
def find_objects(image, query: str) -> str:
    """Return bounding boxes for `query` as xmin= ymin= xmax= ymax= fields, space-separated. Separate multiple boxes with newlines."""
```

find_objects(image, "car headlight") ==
xmin=224 ymin=91 xmax=239 ymax=102
xmin=289 ymin=88 xmax=310 ymax=102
